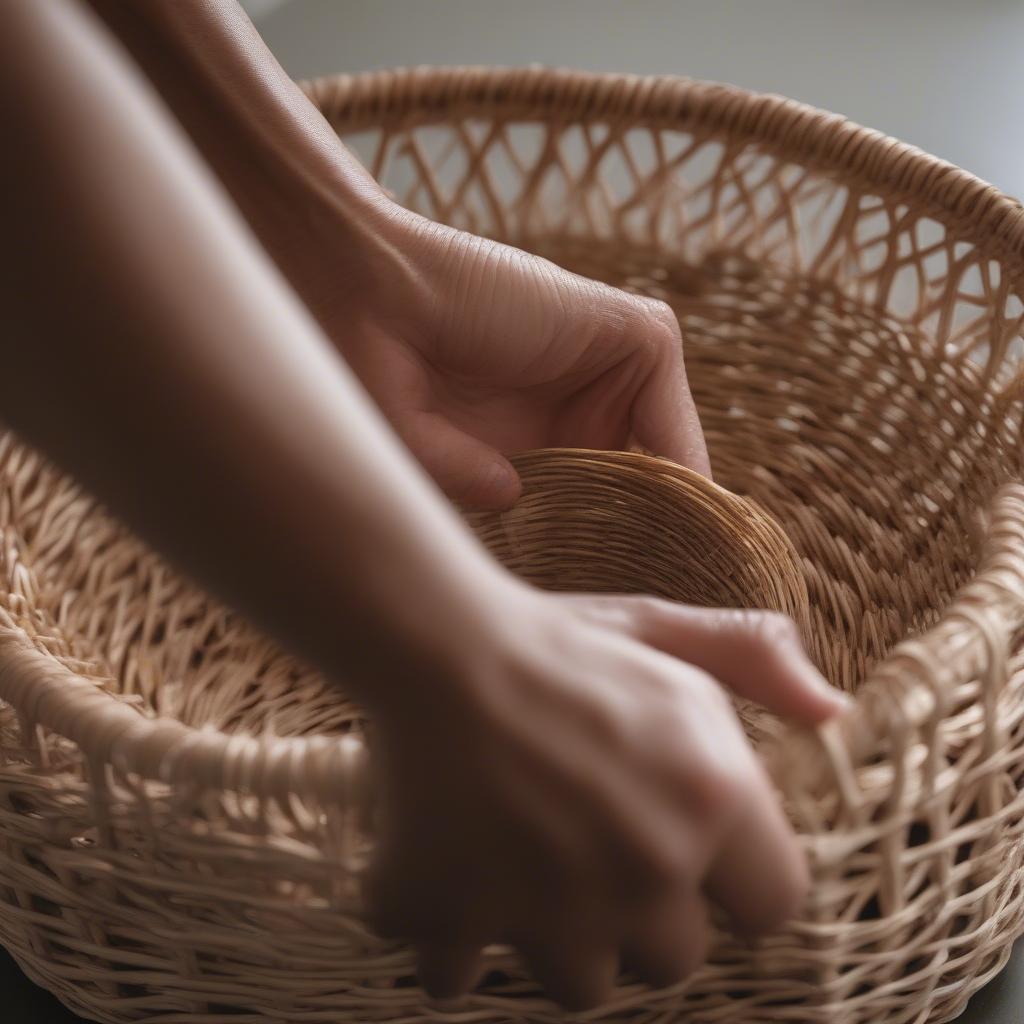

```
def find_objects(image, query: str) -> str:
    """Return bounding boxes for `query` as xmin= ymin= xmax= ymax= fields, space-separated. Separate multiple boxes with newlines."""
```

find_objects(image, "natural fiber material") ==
xmin=467 ymin=449 xmax=810 ymax=619
xmin=2 ymin=66 xmax=1024 ymax=1024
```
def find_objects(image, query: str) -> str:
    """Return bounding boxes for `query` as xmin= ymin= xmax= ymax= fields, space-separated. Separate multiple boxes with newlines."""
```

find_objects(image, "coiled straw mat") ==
xmin=2 ymin=67 xmax=1024 ymax=1024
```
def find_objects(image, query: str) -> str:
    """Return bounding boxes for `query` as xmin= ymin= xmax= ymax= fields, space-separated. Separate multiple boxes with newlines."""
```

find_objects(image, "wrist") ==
xmin=346 ymin=555 xmax=537 ymax=723
xmin=88 ymin=0 xmax=406 ymax=305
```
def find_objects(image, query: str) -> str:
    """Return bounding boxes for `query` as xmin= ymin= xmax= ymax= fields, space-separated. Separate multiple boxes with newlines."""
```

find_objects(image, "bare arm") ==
xmin=83 ymin=0 xmax=392 ymax=313
xmin=0 ymin=0 xmax=497 ymax=704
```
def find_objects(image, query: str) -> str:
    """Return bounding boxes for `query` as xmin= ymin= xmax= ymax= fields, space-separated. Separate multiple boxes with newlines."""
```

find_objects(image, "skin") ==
xmin=0 ymin=0 xmax=848 ymax=1009
xmin=84 ymin=0 xmax=712 ymax=507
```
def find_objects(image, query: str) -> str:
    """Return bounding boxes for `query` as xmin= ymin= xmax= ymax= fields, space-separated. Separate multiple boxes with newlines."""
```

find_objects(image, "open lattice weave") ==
xmin=2 ymin=67 xmax=1024 ymax=1024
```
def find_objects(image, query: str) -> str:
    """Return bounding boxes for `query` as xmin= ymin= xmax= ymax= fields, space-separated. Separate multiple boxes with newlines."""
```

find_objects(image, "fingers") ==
xmin=622 ymin=888 xmax=709 ymax=990
xmin=370 ymin=864 xmax=487 ymax=1003
xmin=628 ymin=300 xmax=712 ymax=479
xmin=416 ymin=942 xmax=485 ymax=1001
xmin=516 ymin=933 xmax=619 ymax=1011
xmin=414 ymin=933 xmax=618 ymax=1011
xmin=704 ymin=764 xmax=810 ymax=936
xmin=623 ymin=600 xmax=850 ymax=724
xmin=398 ymin=411 xmax=521 ymax=510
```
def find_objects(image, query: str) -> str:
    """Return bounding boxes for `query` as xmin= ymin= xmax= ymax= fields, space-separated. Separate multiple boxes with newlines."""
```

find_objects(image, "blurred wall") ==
xmin=247 ymin=0 xmax=1024 ymax=199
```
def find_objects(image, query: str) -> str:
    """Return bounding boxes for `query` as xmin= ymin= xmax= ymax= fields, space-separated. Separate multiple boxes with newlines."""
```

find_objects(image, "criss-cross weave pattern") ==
xmin=1 ymin=67 xmax=1024 ymax=1024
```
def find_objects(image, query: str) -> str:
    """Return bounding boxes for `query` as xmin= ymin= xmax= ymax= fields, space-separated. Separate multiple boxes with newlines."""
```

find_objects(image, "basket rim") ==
xmin=301 ymin=64 xmax=1024 ymax=275
xmin=2 ymin=66 xmax=1024 ymax=804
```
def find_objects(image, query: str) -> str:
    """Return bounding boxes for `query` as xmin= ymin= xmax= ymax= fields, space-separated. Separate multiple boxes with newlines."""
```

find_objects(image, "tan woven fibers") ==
xmin=2 ymin=66 xmax=1024 ymax=1023
xmin=467 ymin=450 xmax=810 ymax=616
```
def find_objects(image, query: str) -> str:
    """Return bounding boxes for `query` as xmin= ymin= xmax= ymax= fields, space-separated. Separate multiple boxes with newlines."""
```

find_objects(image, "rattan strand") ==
xmin=1 ymin=67 xmax=1024 ymax=1024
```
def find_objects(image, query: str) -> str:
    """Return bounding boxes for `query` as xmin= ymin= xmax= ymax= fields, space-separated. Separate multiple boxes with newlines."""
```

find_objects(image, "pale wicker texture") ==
xmin=1 ymin=66 xmax=1024 ymax=1024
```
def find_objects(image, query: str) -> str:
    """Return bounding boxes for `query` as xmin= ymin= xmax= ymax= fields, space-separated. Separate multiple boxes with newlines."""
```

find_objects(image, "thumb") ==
xmin=400 ymin=412 xmax=522 ymax=510
xmin=629 ymin=303 xmax=712 ymax=478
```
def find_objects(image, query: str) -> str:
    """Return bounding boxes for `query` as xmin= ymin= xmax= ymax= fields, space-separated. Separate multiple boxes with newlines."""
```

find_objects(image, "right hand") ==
xmin=370 ymin=585 xmax=849 ymax=1010
xmin=312 ymin=208 xmax=712 ymax=510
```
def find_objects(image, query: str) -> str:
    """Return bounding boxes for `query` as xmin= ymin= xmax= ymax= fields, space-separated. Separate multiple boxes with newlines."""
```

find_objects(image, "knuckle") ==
xmin=687 ymin=758 xmax=755 ymax=824
xmin=754 ymin=611 xmax=802 ymax=648
xmin=641 ymin=840 xmax=694 ymax=891
xmin=701 ymin=673 xmax=740 ymax=715
xmin=618 ymin=822 xmax=694 ymax=895
xmin=706 ymin=607 xmax=758 ymax=637
xmin=625 ymin=593 xmax=671 ymax=631
xmin=638 ymin=296 xmax=679 ymax=331
xmin=671 ymin=667 xmax=735 ymax=720
xmin=716 ymin=608 xmax=800 ymax=651
xmin=630 ymin=297 xmax=681 ymax=352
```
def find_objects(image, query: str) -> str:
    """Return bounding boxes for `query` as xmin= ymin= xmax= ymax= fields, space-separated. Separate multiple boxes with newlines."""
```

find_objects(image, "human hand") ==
xmin=370 ymin=585 xmax=848 ymax=1009
xmin=310 ymin=207 xmax=710 ymax=509
xmin=80 ymin=1 xmax=708 ymax=509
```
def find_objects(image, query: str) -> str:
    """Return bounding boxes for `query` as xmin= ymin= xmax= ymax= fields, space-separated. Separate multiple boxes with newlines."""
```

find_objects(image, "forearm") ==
xmin=83 ymin=0 xmax=390 ymax=317
xmin=0 ymin=0 xmax=506 ymax=710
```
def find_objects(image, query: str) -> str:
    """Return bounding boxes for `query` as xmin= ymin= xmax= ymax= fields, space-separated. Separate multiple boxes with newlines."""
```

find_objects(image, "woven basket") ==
xmin=2 ymin=67 xmax=1024 ymax=1024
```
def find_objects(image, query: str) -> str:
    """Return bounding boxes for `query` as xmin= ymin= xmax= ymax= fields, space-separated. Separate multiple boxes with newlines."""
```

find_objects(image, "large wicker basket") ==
xmin=2 ymin=67 xmax=1024 ymax=1024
